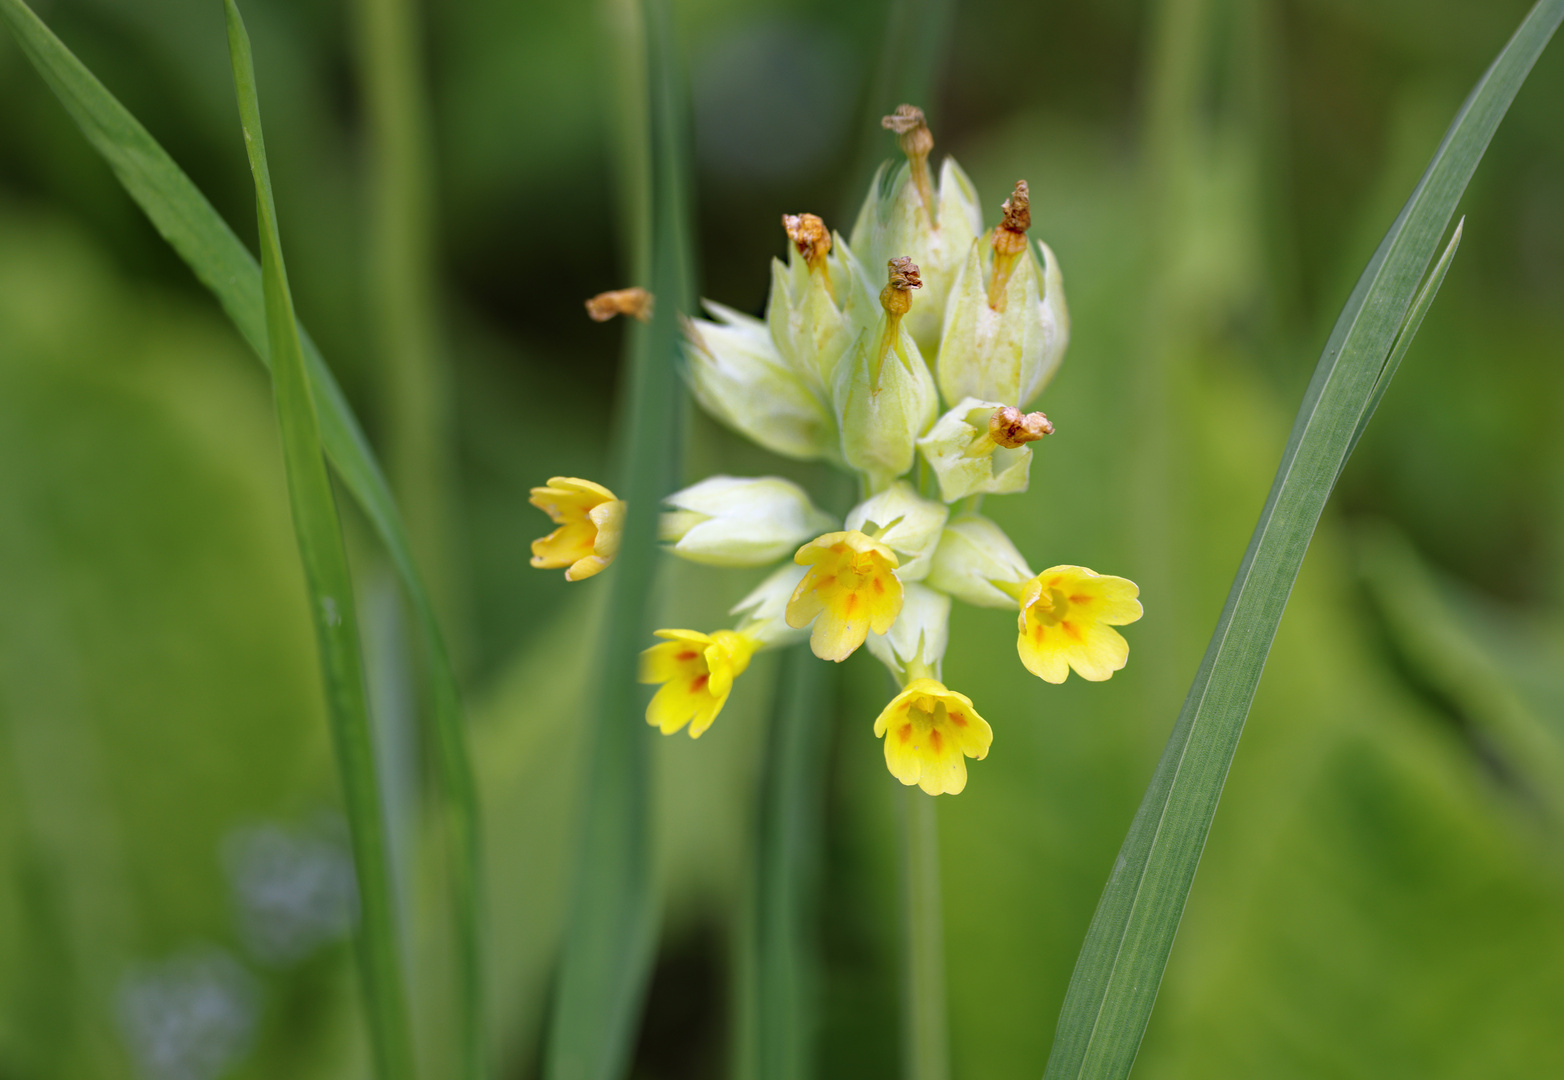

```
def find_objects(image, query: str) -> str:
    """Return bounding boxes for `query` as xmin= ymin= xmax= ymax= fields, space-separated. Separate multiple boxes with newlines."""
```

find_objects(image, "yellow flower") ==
xmin=1016 ymin=565 xmax=1143 ymax=683
xmin=529 ymin=477 xmax=625 ymax=581
xmin=638 ymin=629 xmax=759 ymax=738
xmin=785 ymin=531 xmax=904 ymax=662
xmin=873 ymin=678 xmax=992 ymax=796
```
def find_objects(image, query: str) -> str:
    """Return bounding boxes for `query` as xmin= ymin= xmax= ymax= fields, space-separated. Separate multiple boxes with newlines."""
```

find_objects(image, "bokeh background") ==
xmin=2 ymin=0 xmax=1563 ymax=1077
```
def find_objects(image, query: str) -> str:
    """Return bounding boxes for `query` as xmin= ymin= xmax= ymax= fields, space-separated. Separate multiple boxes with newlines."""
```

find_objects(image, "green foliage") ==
xmin=3 ymin=1 xmax=1564 ymax=1079
xmin=223 ymin=4 xmax=413 ymax=1077
xmin=0 ymin=209 xmax=352 ymax=1080
xmin=1043 ymin=5 xmax=1562 ymax=1076
xmin=0 ymin=2 xmax=484 ymax=1071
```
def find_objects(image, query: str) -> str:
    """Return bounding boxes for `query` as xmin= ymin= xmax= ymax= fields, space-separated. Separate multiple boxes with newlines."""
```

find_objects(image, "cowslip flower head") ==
xmin=639 ymin=628 xmax=760 ymax=738
xmin=867 ymin=583 xmax=951 ymax=684
xmin=683 ymin=300 xmax=838 ymax=462
xmin=917 ymin=398 xmax=1052 ymax=502
xmin=832 ymin=257 xmax=939 ymax=491
xmin=1017 ymin=565 xmax=1143 ymax=683
xmin=529 ymin=477 xmax=625 ymax=581
xmin=768 ymin=214 xmax=879 ymax=394
xmin=850 ymin=106 xmax=983 ymax=354
xmin=926 ymin=515 xmax=1033 ymax=608
xmin=786 ymin=530 xmax=904 ymax=662
xmin=845 ymin=481 xmax=949 ymax=582
xmin=874 ymin=678 xmax=992 ymax=796
xmin=937 ymin=180 xmax=1069 ymax=408
xmin=660 ymin=475 xmax=836 ymax=567
xmin=730 ymin=563 xmax=810 ymax=648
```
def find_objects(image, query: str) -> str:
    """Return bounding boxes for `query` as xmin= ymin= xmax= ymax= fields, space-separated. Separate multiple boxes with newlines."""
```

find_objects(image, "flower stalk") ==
xmin=899 ymin=783 xmax=949 ymax=1080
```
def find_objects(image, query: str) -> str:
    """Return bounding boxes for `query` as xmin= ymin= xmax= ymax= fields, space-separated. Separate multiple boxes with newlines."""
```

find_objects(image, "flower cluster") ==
xmin=530 ymin=106 xmax=1141 ymax=795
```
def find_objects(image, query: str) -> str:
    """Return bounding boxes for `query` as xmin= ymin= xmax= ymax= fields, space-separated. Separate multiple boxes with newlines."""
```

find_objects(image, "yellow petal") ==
xmin=531 ymin=522 xmax=596 ymax=568
xmin=1063 ymin=622 xmax=1130 ymax=682
xmin=1017 ymin=616 xmax=1070 ymax=683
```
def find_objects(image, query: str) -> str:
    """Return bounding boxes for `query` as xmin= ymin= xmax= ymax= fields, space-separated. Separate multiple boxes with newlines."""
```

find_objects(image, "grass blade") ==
xmin=223 ymin=3 xmax=414 ymax=1078
xmin=1043 ymin=5 xmax=1563 ymax=1079
xmin=1340 ymin=218 xmax=1464 ymax=471
xmin=544 ymin=2 xmax=694 ymax=1078
xmin=0 ymin=4 xmax=484 ymax=1065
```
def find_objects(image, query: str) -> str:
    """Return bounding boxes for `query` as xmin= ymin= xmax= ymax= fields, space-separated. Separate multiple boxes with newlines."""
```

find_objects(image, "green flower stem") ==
xmin=224 ymin=4 xmax=414 ymax=1078
xmin=738 ymin=645 xmax=833 ymax=1080
xmin=349 ymin=0 xmax=482 ymax=1073
xmin=899 ymin=784 xmax=949 ymax=1080
xmin=545 ymin=3 xmax=693 ymax=1079
xmin=351 ymin=0 xmax=461 ymax=639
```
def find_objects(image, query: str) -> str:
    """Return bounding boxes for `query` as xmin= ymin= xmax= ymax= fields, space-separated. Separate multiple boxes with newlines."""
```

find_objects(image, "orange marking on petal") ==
xmin=1070 ymin=594 xmax=1092 ymax=605
xmin=817 ymin=574 xmax=837 ymax=589
xmin=844 ymin=593 xmax=859 ymax=615
xmin=1033 ymin=624 xmax=1045 ymax=641
xmin=899 ymin=724 xmax=913 ymax=743
xmin=929 ymin=728 xmax=943 ymax=751
xmin=690 ymin=674 xmax=710 ymax=693
xmin=1062 ymin=621 xmax=1082 ymax=641
xmin=872 ymin=578 xmax=885 ymax=595
xmin=950 ymin=712 xmax=967 ymax=727
xmin=675 ymin=650 xmax=699 ymax=662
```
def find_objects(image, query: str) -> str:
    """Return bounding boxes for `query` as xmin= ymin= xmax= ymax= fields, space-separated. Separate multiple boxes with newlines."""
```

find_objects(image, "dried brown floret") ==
xmin=584 ymin=287 xmax=654 ymax=323
xmin=989 ymin=405 xmax=1054 ymax=448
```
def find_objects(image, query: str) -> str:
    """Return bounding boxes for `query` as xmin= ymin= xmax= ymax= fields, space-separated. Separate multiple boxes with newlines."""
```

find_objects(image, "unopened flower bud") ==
xmin=767 ymin=218 xmax=879 ymax=393
xmin=660 ymin=475 xmax=837 ymax=567
xmin=832 ymin=260 xmax=939 ymax=490
xmin=868 ymin=582 xmax=951 ymax=684
xmin=851 ymin=105 xmax=983 ymax=354
xmin=917 ymin=398 xmax=1037 ymax=502
xmin=936 ymin=229 xmax=1069 ymax=409
xmin=925 ymin=515 xmax=1034 ymax=608
xmin=585 ymin=286 xmax=653 ymax=322
xmin=730 ymin=562 xmax=810 ymax=648
xmin=684 ymin=301 xmax=838 ymax=462
xmin=845 ymin=481 xmax=949 ymax=582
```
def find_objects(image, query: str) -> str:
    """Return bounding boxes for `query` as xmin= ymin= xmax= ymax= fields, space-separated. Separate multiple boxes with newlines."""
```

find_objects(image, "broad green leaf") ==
xmin=0 ymin=0 xmax=483 ymax=1060
xmin=223 ymin=4 xmax=412 ymax=1078
xmin=1043 ymin=4 xmax=1564 ymax=1078
xmin=544 ymin=2 xmax=694 ymax=1079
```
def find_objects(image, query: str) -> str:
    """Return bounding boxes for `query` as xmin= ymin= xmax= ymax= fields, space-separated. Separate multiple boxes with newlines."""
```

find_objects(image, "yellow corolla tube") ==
xmin=785 ymin=530 xmax=904 ymax=662
xmin=1016 ymin=565 xmax=1143 ymax=682
xmin=873 ymin=678 xmax=993 ymax=796
xmin=638 ymin=629 xmax=759 ymax=738
xmin=528 ymin=476 xmax=625 ymax=582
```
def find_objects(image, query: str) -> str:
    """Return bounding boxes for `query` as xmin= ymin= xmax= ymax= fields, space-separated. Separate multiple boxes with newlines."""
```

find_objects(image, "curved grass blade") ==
xmin=544 ymin=2 xmax=694 ymax=1079
xmin=0 ymin=2 xmax=484 ymax=1062
xmin=223 ymin=3 xmax=414 ymax=1078
xmin=1339 ymin=218 xmax=1463 ymax=471
xmin=1044 ymin=5 xmax=1563 ymax=1079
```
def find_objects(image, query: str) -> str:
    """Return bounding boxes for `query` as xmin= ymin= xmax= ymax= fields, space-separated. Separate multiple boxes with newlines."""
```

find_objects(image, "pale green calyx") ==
xmin=730 ymin=562 xmax=809 ymax=647
xmin=683 ymin=301 xmax=838 ymax=462
xmin=937 ymin=231 xmax=1069 ymax=409
xmin=767 ymin=214 xmax=879 ymax=394
xmin=917 ymin=397 xmax=1039 ymax=502
xmin=845 ymin=481 xmax=950 ymax=582
xmin=925 ymin=515 xmax=1034 ymax=608
xmin=867 ymin=582 xmax=951 ymax=684
xmin=660 ymin=475 xmax=837 ymax=567
xmin=850 ymin=106 xmax=983 ymax=355
xmin=832 ymin=258 xmax=939 ymax=492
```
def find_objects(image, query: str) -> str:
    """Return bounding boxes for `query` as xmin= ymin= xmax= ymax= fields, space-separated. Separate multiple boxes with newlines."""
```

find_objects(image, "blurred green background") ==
xmin=2 ymin=0 xmax=1563 ymax=1078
